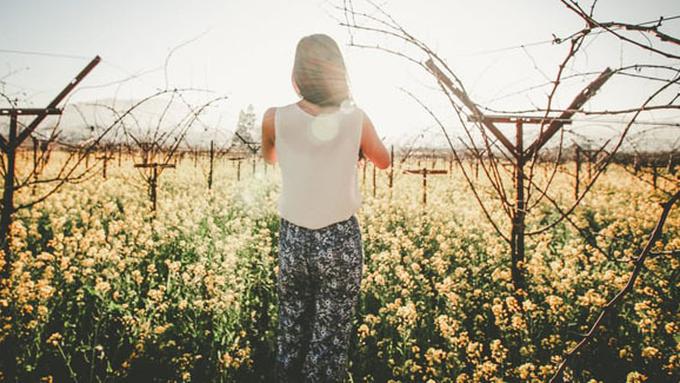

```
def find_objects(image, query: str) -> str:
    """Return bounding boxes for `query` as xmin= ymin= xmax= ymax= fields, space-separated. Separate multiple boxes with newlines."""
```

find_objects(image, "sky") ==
xmin=2 ymin=0 xmax=679 ymax=151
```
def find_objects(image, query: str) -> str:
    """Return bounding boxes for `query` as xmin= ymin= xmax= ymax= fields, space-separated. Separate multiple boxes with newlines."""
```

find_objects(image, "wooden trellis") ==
xmin=133 ymin=162 xmax=176 ymax=211
xmin=402 ymin=167 xmax=448 ymax=205
xmin=0 ymin=56 xmax=101 ymax=254
xmin=97 ymin=147 xmax=115 ymax=179
xmin=427 ymin=58 xmax=613 ymax=293
xmin=229 ymin=157 xmax=245 ymax=181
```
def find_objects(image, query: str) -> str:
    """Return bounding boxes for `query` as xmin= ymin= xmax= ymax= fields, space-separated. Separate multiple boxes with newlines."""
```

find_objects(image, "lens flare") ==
xmin=310 ymin=114 xmax=340 ymax=142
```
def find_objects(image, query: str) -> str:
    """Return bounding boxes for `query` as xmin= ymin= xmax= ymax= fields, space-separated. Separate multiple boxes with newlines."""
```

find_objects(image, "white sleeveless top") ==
xmin=275 ymin=102 xmax=364 ymax=229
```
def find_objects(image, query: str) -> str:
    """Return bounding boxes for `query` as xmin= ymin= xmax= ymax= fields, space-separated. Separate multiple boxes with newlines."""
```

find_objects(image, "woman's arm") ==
xmin=261 ymin=107 xmax=277 ymax=165
xmin=359 ymin=110 xmax=390 ymax=169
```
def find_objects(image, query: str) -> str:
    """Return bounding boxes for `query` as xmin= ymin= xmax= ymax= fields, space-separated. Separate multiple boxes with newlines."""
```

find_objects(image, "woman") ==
xmin=260 ymin=33 xmax=390 ymax=382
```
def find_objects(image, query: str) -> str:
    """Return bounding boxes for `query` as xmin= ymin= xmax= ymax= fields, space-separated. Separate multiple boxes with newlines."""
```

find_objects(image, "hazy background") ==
xmin=2 ymin=0 xmax=679 ymax=150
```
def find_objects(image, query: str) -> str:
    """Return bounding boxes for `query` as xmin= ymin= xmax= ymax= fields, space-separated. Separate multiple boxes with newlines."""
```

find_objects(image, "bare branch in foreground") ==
xmin=550 ymin=190 xmax=680 ymax=382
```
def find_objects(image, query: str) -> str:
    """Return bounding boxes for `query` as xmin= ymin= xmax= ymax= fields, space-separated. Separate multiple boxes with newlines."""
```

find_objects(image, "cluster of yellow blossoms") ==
xmin=0 ymin=154 xmax=677 ymax=382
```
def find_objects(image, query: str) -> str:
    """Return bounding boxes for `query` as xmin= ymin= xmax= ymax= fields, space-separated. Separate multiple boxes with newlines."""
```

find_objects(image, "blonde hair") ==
xmin=292 ymin=34 xmax=351 ymax=107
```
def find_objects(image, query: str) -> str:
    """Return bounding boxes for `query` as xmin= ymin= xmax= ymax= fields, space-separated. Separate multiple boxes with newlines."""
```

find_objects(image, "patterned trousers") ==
xmin=276 ymin=214 xmax=363 ymax=383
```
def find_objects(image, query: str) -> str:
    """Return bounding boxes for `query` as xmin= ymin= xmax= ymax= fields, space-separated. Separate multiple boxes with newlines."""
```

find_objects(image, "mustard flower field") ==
xmin=1 ymin=155 xmax=678 ymax=382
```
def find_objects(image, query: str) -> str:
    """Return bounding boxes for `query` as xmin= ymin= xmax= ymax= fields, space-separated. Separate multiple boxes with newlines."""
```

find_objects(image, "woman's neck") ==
xmin=297 ymin=98 xmax=339 ymax=116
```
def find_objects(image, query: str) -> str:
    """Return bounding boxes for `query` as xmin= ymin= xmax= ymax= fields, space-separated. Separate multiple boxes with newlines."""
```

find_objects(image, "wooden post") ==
xmin=373 ymin=164 xmax=376 ymax=197
xmin=575 ymin=146 xmax=581 ymax=199
xmin=151 ymin=165 xmax=158 ymax=211
xmin=252 ymin=157 xmax=256 ymax=176
xmin=237 ymin=159 xmax=242 ymax=181
xmin=511 ymin=120 xmax=526 ymax=293
xmin=32 ymin=137 xmax=39 ymax=195
xmin=667 ymin=153 xmax=675 ymax=175
xmin=652 ymin=163 xmax=658 ymax=190
xmin=208 ymin=140 xmax=214 ymax=190
xmin=96 ymin=147 xmax=115 ymax=179
xmin=99 ymin=154 xmax=110 ymax=179
xmin=403 ymin=168 xmax=448 ymax=206
xmin=423 ymin=167 xmax=427 ymax=204
xmin=1 ymin=114 xmax=18 ymax=255
xmin=228 ymin=157 xmax=245 ymax=181
xmin=133 ymin=163 xmax=175 ymax=211
xmin=389 ymin=145 xmax=394 ymax=189
xmin=448 ymin=156 xmax=453 ymax=178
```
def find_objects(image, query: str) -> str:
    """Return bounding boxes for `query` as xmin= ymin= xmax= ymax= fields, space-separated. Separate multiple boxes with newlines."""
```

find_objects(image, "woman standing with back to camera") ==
xmin=261 ymin=33 xmax=390 ymax=382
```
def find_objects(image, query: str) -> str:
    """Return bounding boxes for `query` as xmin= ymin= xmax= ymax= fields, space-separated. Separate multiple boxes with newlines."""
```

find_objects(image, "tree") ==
xmin=229 ymin=104 xmax=260 ymax=154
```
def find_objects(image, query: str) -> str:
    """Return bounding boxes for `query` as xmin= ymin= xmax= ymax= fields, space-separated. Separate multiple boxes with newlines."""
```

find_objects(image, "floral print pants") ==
xmin=276 ymin=214 xmax=363 ymax=383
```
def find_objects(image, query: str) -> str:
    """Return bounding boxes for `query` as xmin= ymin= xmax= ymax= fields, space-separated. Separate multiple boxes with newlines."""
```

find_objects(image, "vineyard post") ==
xmin=362 ymin=159 xmax=367 ymax=187
xmin=388 ymin=145 xmax=394 ymax=188
xmin=513 ymin=120 xmax=526 ymax=293
xmin=152 ymin=166 xmax=157 ymax=209
xmin=31 ymin=137 xmax=39 ymax=195
xmin=227 ymin=157 xmax=244 ymax=181
xmin=423 ymin=167 xmax=427 ymax=205
xmin=252 ymin=157 xmax=256 ymax=176
xmin=1 ymin=113 xmax=19 ymax=256
xmin=208 ymin=140 xmax=214 ymax=190
xmin=133 ymin=163 xmax=175 ymax=211
xmin=372 ymin=162 xmax=376 ymax=197
xmin=448 ymin=155 xmax=453 ymax=178
xmin=575 ymin=146 xmax=581 ymax=200
xmin=652 ymin=162 xmax=658 ymax=190
xmin=97 ymin=147 xmax=114 ymax=179
xmin=403 ymin=167 xmax=447 ymax=206
xmin=667 ymin=153 xmax=675 ymax=175
xmin=229 ymin=157 xmax=244 ymax=181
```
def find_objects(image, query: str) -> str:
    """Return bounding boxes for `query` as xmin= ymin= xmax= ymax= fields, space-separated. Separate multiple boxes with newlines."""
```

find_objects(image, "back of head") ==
xmin=293 ymin=34 xmax=351 ymax=107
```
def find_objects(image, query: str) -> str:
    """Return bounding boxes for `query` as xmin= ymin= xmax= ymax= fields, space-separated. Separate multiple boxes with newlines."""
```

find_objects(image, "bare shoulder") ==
xmin=356 ymin=107 xmax=376 ymax=132
xmin=263 ymin=107 xmax=276 ymax=121
xmin=262 ymin=107 xmax=276 ymax=130
xmin=261 ymin=107 xmax=277 ymax=144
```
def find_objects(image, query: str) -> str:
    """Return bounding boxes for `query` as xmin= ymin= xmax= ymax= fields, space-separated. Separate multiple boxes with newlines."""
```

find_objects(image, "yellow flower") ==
xmin=626 ymin=371 xmax=647 ymax=383
xmin=46 ymin=332 xmax=62 ymax=347
xmin=641 ymin=347 xmax=659 ymax=359
xmin=357 ymin=324 xmax=370 ymax=339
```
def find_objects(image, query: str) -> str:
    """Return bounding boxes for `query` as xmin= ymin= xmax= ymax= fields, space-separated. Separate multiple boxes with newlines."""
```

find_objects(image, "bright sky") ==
xmin=2 ymin=0 xmax=679 ymax=150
